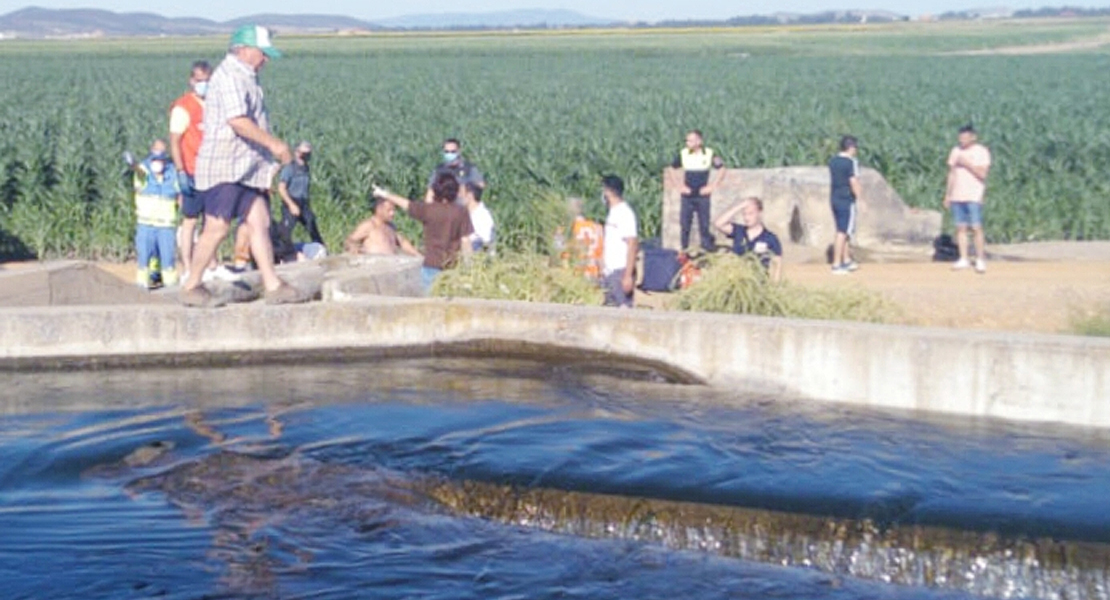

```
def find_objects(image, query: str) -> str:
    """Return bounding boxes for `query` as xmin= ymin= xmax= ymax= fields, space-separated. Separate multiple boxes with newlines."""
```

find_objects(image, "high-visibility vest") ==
xmin=170 ymin=93 xmax=205 ymax=176
xmin=134 ymin=164 xmax=180 ymax=228
xmin=680 ymin=148 xmax=717 ymax=171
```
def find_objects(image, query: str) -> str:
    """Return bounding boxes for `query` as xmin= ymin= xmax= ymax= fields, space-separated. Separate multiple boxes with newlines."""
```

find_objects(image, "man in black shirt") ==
xmin=828 ymin=135 xmax=862 ymax=275
xmin=425 ymin=138 xmax=485 ymax=204
xmin=669 ymin=130 xmax=725 ymax=254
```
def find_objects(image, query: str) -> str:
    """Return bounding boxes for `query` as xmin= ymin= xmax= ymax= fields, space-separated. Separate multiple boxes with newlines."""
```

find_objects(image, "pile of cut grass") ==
xmin=671 ymin=254 xmax=896 ymax=324
xmin=432 ymin=253 xmax=603 ymax=306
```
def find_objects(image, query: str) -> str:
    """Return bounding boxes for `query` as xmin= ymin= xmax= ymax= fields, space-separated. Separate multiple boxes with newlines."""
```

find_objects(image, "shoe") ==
xmin=179 ymin=285 xmax=226 ymax=308
xmin=831 ymin=266 xmax=849 ymax=276
xmin=975 ymin=259 xmax=987 ymax=274
xmin=206 ymin=265 xmax=246 ymax=283
xmin=843 ymin=260 xmax=859 ymax=272
xmin=952 ymin=259 xmax=970 ymax=271
xmin=264 ymin=282 xmax=312 ymax=305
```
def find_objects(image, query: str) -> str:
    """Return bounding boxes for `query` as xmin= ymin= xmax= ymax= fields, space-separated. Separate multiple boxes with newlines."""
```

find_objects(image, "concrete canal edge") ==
xmin=1 ymin=293 xmax=1108 ymax=429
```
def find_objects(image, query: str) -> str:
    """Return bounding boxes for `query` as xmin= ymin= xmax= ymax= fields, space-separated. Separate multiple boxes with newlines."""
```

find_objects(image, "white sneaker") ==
xmin=952 ymin=259 xmax=970 ymax=271
xmin=975 ymin=259 xmax=987 ymax=274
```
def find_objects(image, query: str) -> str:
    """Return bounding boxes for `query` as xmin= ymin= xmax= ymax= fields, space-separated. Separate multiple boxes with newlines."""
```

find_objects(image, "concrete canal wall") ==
xmin=2 ymin=285 xmax=1107 ymax=428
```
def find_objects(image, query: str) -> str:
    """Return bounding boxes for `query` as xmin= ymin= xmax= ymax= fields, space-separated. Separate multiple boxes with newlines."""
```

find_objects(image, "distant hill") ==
xmin=0 ymin=7 xmax=379 ymax=38
xmin=376 ymin=9 xmax=614 ymax=30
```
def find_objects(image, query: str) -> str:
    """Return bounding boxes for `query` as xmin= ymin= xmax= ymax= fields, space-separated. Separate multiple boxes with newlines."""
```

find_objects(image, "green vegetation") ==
xmin=432 ymin=253 xmax=604 ymax=305
xmin=1072 ymin=309 xmax=1110 ymax=337
xmin=2 ymin=21 xmax=1110 ymax=261
xmin=671 ymin=254 xmax=896 ymax=323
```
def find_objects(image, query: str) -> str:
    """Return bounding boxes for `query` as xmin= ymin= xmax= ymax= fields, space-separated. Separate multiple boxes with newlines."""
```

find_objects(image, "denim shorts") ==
xmin=950 ymin=202 xmax=983 ymax=227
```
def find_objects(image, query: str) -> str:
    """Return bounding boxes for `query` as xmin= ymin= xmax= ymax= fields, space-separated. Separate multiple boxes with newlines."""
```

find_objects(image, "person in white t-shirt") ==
xmin=601 ymin=175 xmax=638 ymax=308
xmin=461 ymin=182 xmax=495 ymax=253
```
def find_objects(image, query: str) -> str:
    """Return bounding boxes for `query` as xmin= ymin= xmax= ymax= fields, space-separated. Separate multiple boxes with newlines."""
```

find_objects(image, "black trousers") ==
xmin=280 ymin=200 xmax=324 ymax=246
xmin=680 ymin=195 xmax=714 ymax=252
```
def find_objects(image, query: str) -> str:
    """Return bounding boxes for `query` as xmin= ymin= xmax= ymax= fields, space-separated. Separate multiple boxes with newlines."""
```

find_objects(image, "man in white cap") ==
xmin=180 ymin=24 xmax=307 ymax=306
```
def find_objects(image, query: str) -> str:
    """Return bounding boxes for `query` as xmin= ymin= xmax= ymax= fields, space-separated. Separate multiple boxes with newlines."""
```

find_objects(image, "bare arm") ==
xmin=278 ymin=180 xmax=300 ymax=216
xmin=769 ymin=256 xmax=783 ymax=284
xmin=713 ymin=201 xmax=746 ymax=236
xmin=373 ymin=187 xmax=412 ymax=212
xmin=170 ymin=132 xmax=186 ymax=174
xmin=397 ymin=232 xmax=421 ymax=257
xmin=704 ymin=161 xmax=727 ymax=195
xmin=965 ymin=163 xmax=990 ymax=182
xmin=944 ymin=168 xmax=956 ymax=206
xmin=344 ymin=220 xmax=374 ymax=254
xmin=622 ymin=236 xmax=639 ymax=294
xmin=228 ymin=117 xmax=292 ymax=164
xmin=849 ymin=176 xmax=863 ymax=206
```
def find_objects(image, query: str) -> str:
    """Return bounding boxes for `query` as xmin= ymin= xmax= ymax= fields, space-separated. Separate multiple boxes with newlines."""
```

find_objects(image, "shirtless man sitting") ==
xmin=344 ymin=198 xmax=421 ymax=257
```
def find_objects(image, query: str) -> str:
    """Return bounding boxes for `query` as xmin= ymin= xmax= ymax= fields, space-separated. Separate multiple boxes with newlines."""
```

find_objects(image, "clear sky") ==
xmin=3 ymin=1 xmax=1110 ymax=22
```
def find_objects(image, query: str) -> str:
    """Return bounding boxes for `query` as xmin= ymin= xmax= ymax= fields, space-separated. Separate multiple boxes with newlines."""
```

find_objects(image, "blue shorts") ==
xmin=951 ymin=202 xmax=983 ymax=228
xmin=832 ymin=201 xmax=856 ymax=236
xmin=180 ymin=175 xmax=204 ymax=219
xmin=202 ymin=183 xmax=269 ymax=223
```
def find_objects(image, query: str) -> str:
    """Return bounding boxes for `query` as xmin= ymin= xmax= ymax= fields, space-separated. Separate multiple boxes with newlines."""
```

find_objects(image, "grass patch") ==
xmin=671 ymin=254 xmax=896 ymax=324
xmin=432 ymin=253 xmax=604 ymax=305
xmin=1072 ymin=309 xmax=1110 ymax=337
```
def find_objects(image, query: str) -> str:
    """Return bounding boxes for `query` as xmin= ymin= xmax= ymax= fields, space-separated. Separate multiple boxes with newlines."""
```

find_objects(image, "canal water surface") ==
xmin=1 ymin=357 xmax=1108 ymax=599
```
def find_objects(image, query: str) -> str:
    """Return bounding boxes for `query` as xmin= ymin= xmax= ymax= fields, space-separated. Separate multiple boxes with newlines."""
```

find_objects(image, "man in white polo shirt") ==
xmin=601 ymin=175 xmax=638 ymax=308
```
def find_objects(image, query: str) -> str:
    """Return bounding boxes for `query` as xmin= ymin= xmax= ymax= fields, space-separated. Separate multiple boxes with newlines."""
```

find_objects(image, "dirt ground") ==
xmin=5 ymin=250 xmax=1109 ymax=335
xmin=638 ymin=243 xmax=1110 ymax=335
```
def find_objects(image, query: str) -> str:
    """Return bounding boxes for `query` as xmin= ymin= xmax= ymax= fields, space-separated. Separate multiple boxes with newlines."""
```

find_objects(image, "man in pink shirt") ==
xmin=944 ymin=124 xmax=992 ymax=273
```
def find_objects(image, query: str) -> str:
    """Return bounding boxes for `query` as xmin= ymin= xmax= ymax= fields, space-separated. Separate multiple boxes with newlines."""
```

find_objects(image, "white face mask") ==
xmin=150 ymin=161 xmax=165 ymax=175
xmin=193 ymin=81 xmax=208 ymax=98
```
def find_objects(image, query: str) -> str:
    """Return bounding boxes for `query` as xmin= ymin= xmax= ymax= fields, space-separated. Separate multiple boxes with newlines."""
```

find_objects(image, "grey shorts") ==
xmin=603 ymin=269 xmax=634 ymax=308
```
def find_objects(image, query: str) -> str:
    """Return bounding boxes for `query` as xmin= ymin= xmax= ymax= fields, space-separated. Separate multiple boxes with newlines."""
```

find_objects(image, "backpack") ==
xmin=640 ymin=246 xmax=682 ymax=292
xmin=933 ymin=234 xmax=960 ymax=262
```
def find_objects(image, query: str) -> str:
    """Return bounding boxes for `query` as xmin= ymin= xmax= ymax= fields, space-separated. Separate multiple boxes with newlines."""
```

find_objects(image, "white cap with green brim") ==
xmin=230 ymin=25 xmax=282 ymax=59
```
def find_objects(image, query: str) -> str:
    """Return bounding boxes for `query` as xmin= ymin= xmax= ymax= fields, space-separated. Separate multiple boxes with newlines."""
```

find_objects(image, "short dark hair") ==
xmin=601 ymin=175 xmax=624 ymax=197
xmin=689 ymin=129 xmax=703 ymax=139
xmin=192 ymin=60 xmax=212 ymax=74
xmin=959 ymin=124 xmax=976 ymax=135
xmin=432 ymin=172 xmax=460 ymax=203
xmin=443 ymin=138 xmax=461 ymax=148
xmin=464 ymin=181 xmax=483 ymax=202
xmin=839 ymin=135 xmax=858 ymax=152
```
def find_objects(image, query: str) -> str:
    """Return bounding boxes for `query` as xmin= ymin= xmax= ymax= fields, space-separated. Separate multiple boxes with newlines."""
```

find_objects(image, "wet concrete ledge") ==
xmin=1 ymin=297 xmax=1108 ymax=428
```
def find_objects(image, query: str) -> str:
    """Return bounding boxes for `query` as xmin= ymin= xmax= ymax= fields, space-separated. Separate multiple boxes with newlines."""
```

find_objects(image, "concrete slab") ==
xmin=1 ymin=297 xmax=1107 ymax=430
xmin=0 ymin=261 xmax=169 ymax=308
xmin=662 ymin=167 xmax=942 ymax=258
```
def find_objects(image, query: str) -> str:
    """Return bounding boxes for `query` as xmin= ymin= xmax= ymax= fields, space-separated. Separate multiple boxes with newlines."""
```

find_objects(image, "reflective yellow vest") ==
xmin=134 ymin=164 xmax=179 ymax=228
xmin=680 ymin=147 xmax=716 ymax=172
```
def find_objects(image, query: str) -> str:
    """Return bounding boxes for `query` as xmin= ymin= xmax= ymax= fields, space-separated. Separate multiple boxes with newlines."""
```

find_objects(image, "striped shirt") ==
xmin=194 ymin=54 xmax=274 ymax=191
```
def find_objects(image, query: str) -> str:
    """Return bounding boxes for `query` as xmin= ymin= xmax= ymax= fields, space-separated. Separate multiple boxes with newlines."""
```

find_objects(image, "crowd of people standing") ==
xmin=135 ymin=25 xmax=990 ymax=309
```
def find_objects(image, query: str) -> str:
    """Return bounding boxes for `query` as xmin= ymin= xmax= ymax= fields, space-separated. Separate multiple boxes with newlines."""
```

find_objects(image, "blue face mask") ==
xmin=443 ymin=151 xmax=460 ymax=163
xmin=193 ymin=81 xmax=208 ymax=98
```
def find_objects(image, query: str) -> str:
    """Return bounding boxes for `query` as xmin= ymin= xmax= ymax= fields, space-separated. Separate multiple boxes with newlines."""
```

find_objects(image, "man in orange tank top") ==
xmin=169 ymin=60 xmax=212 ymax=279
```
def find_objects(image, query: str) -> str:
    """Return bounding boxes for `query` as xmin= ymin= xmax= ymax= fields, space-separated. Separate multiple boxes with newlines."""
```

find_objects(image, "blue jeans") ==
xmin=421 ymin=266 xmax=442 ymax=294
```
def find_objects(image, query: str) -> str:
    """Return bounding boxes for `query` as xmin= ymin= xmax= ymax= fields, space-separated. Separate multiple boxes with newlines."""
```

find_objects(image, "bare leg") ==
xmin=179 ymin=217 xmax=197 ymax=273
xmin=973 ymin=226 xmax=986 ymax=260
xmin=244 ymin=196 xmax=283 ymax=292
xmin=956 ymin=225 xmax=969 ymax=263
xmin=183 ymin=217 xmax=230 ymax=291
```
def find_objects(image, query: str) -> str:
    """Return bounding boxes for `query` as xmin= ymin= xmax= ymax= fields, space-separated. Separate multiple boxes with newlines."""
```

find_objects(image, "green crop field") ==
xmin=1 ymin=19 xmax=1109 ymax=262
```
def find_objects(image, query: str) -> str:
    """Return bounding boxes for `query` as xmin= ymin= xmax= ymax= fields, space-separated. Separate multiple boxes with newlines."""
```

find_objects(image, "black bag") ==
xmin=933 ymin=234 xmax=959 ymax=263
xmin=640 ymin=246 xmax=682 ymax=292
